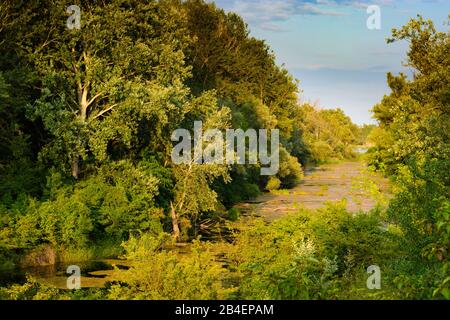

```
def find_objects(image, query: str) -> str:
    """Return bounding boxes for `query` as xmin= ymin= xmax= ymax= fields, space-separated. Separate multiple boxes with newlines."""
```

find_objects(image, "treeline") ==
xmin=0 ymin=0 xmax=363 ymax=269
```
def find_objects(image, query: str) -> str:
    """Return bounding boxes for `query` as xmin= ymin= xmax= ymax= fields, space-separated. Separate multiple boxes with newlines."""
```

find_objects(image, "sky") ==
xmin=210 ymin=0 xmax=449 ymax=124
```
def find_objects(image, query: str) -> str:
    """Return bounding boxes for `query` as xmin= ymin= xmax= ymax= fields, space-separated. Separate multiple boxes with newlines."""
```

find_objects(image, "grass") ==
xmin=292 ymin=191 xmax=310 ymax=196
xmin=316 ymin=185 xmax=329 ymax=196
xmin=57 ymin=238 xmax=123 ymax=264
xmin=270 ymin=189 xmax=290 ymax=196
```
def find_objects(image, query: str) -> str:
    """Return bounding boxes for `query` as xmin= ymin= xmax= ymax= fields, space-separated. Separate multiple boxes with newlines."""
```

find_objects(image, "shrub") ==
xmin=228 ymin=203 xmax=395 ymax=299
xmin=0 ymin=276 xmax=66 ymax=300
xmin=108 ymin=241 xmax=236 ymax=300
xmin=227 ymin=208 xmax=240 ymax=222
xmin=277 ymin=147 xmax=303 ymax=188
xmin=265 ymin=177 xmax=281 ymax=191
xmin=121 ymin=232 xmax=172 ymax=261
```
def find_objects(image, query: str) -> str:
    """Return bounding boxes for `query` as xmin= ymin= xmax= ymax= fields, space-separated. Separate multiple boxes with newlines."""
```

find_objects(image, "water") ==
xmin=0 ymin=259 xmax=129 ymax=289
xmin=354 ymin=147 xmax=369 ymax=154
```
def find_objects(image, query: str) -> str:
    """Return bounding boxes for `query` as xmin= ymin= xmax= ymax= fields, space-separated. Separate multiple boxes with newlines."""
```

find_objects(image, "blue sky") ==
xmin=211 ymin=0 xmax=449 ymax=124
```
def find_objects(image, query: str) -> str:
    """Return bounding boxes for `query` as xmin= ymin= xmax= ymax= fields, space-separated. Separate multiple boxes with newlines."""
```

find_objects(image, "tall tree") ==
xmin=13 ymin=0 xmax=191 ymax=179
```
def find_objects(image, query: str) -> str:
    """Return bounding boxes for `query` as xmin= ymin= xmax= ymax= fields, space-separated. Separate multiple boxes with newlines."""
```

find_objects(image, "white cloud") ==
xmin=231 ymin=0 xmax=346 ymax=22
xmin=222 ymin=0 xmax=395 ymax=31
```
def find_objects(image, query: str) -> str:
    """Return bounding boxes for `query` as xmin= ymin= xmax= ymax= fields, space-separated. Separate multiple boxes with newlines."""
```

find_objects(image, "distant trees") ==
xmin=182 ymin=0 xmax=303 ymax=198
xmin=357 ymin=124 xmax=376 ymax=146
xmin=291 ymin=104 xmax=359 ymax=164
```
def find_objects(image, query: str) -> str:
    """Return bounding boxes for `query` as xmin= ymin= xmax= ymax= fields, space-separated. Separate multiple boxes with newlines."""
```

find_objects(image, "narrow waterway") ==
xmin=1 ymin=161 xmax=390 ymax=289
xmin=235 ymin=161 xmax=390 ymax=221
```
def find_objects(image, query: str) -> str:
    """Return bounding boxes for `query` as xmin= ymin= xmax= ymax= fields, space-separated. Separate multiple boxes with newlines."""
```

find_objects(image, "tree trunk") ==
xmin=71 ymin=156 xmax=79 ymax=180
xmin=72 ymin=79 xmax=89 ymax=181
xmin=170 ymin=202 xmax=181 ymax=241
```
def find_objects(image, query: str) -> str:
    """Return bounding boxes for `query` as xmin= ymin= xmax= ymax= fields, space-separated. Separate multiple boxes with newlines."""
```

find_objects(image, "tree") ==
xmin=14 ymin=0 xmax=190 ymax=179
xmin=294 ymin=104 xmax=359 ymax=163
xmin=369 ymin=15 xmax=449 ymax=295
xmin=169 ymin=92 xmax=232 ymax=240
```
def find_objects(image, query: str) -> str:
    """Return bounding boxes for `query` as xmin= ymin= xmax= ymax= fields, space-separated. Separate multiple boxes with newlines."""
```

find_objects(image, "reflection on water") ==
xmin=1 ymin=245 xmax=196 ymax=289
xmin=0 ymin=259 xmax=129 ymax=289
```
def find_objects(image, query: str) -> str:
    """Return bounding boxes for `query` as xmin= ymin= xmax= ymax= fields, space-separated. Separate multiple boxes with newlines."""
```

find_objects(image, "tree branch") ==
xmin=86 ymin=92 xmax=104 ymax=109
xmin=92 ymin=104 xmax=118 ymax=120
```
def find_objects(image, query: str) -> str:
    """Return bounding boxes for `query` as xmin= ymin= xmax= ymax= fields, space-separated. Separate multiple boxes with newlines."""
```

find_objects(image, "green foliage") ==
xmin=108 ymin=240 xmax=235 ymax=300
xmin=227 ymin=208 xmax=241 ymax=222
xmin=294 ymin=104 xmax=359 ymax=164
xmin=357 ymin=124 xmax=377 ymax=146
xmin=181 ymin=0 xmax=309 ymax=210
xmin=265 ymin=177 xmax=282 ymax=191
xmin=121 ymin=232 xmax=172 ymax=261
xmin=387 ymin=159 xmax=449 ymax=252
xmin=213 ymin=166 xmax=261 ymax=208
xmin=370 ymin=16 xmax=449 ymax=175
xmin=57 ymin=238 xmax=123 ymax=264
xmin=227 ymin=203 xmax=394 ymax=299
xmin=277 ymin=147 xmax=304 ymax=188
xmin=0 ymin=275 xmax=106 ymax=300
xmin=368 ymin=15 xmax=449 ymax=299
xmin=0 ymin=0 xmax=362 ymax=249
xmin=0 ymin=276 xmax=65 ymax=300
xmin=0 ymin=159 xmax=166 ymax=252
xmin=0 ymin=1 xmax=446 ymax=302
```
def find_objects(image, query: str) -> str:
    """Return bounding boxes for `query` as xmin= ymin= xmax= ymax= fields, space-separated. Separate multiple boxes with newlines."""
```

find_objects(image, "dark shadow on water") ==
xmin=0 ymin=259 xmax=129 ymax=287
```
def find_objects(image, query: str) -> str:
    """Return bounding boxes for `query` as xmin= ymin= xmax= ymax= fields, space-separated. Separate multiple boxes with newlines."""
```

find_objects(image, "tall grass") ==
xmin=57 ymin=238 xmax=124 ymax=264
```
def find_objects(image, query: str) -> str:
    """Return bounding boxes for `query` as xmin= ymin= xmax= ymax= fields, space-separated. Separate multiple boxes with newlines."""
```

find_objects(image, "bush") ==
xmin=0 ymin=159 xmax=166 ymax=252
xmin=108 ymin=241 xmax=236 ymax=300
xmin=227 ymin=203 xmax=395 ymax=299
xmin=0 ymin=276 xmax=66 ymax=300
xmin=304 ymin=203 xmax=393 ymax=272
xmin=277 ymin=147 xmax=303 ymax=188
xmin=121 ymin=232 xmax=172 ymax=261
xmin=227 ymin=208 xmax=240 ymax=222
xmin=265 ymin=177 xmax=281 ymax=191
